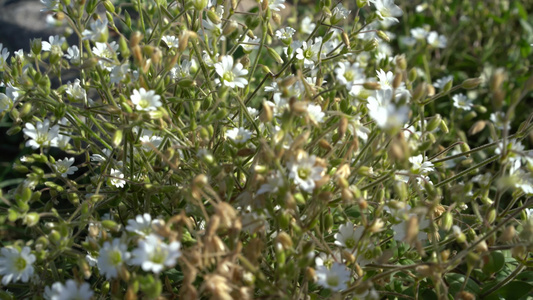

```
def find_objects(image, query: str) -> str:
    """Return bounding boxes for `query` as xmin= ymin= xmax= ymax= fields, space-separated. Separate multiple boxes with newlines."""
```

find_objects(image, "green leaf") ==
xmin=514 ymin=1 xmax=528 ymax=20
xmin=445 ymin=273 xmax=481 ymax=297
xmin=482 ymin=251 xmax=505 ymax=274
xmin=484 ymin=281 xmax=533 ymax=300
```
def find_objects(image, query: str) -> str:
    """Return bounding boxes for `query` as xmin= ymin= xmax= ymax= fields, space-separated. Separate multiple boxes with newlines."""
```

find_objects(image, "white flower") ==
xmin=41 ymin=35 xmax=65 ymax=55
xmin=226 ymin=127 xmax=252 ymax=144
xmin=0 ymin=93 xmax=13 ymax=113
xmin=202 ymin=50 xmax=219 ymax=67
xmin=334 ymin=222 xmax=364 ymax=250
xmin=53 ymin=157 xmax=78 ymax=178
xmin=490 ymin=112 xmax=510 ymax=130
xmin=44 ymin=280 xmax=94 ymax=300
xmin=335 ymin=61 xmax=366 ymax=92
xmin=64 ymin=45 xmax=81 ymax=65
xmin=109 ymin=168 xmax=126 ymax=188
xmin=46 ymin=14 xmax=63 ymax=27
xmin=40 ymin=0 xmax=59 ymax=11
xmin=92 ymin=41 xmax=119 ymax=71
xmin=0 ymin=44 xmax=9 ymax=71
xmin=257 ymin=170 xmax=284 ymax=195
xmin=23 ymin=119 xmax=60 ymax=149
xmin=137 ymin=128 xmax=164 ymax=150
xmin=97 ymin=239 xmax=130 ymax=280
xmin=315 ymin=262 xmax=351 ymax=292
xmin=171 ymin=59 xmax=193 ymax=79
xmin=392 ymin=216 xmax=430 ymax=242
xmin=410 ymin=27 xmax=429 ymax=40
xmin=275 ymin=27 xmax=296 ymax=44
xmin=433 ymin=76 xmax=453 ymax=89
xmin=409 ymin=155 xmax=434 ymax=175
xmin=264 ymin=0 xmax=285 ymax=11
xmin=126 ymin=213 xmax=157 ymax=236
xmin=110 ymin=64 xmax=130 ymax=84
xmin=202 ymin=19 xmax=224 ymax=42
xmin=66 ymin=79 xmax=86 ymax=101
xmin=214 ymin=56 xmax=249 ymax=88
xmin=288 ymin=152 xmax=325 ymax=193
xmin=295 ymin=38 xmax=324 ymax=69
xmin=0 ymin=247 xmax=36 ymax=285
xmin=91 ymin=149 xmax=112 ymax=162
xmin=372 ymin=0 xmax=403 ymax=23
xmin=347 ymin=116 xmax=371 ymax=141
xmin=367 ymin=89 xmax=409 ymax=130
xmin=331 ymin=4 xmax=351 ymax=24
xmin=452 ymin=93 xmax=474 ymax=110
xmin=427 ymin=31 xmax=447 ymax=48
xmin=162 ymin=35 xmax=179 ymax=49
xmin=130 ymin=234 xmax=181 ymax=274
xmin=241 ymin=36 xmax=260 ymax=53
xmin=307 ymin=103 xmax=325 ymax=124
xmin=300 ymin=16 xmax=316 ymax=35
xmin=82 ymin=19 xmax=109 ymax=42
xmin=131 ymin=88 xmax=162 ymax=111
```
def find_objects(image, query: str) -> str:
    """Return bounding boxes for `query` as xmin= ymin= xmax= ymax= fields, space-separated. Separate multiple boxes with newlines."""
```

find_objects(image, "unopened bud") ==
xmin=363 ymin=82 xmax=380 ymax=90
xmin=440 ymin=212 xmax=453 ymax=231
xmin=408 ymin=68 xmax=417 ymax=82
xmin=260 ymin=102 xmax=273 ymax=122
xmin=392 ymin=73 xmax=402 ymax=89
xmin=427 ymin=114 xmax=441 ymax=132
xmin=468 ymin=120 xmax=486 ymax=136
xmin=267 ymin=47 xmax=283 ymax=64
xmin=341 ymin=32 xmax=350 ymax=49
xmin=376 ymin=30 xmax=390 ymax=42
xmin=412 ymin=82 xmax=427 ymax=103
xmin=500 ymin=225 xmax=515 ymax=243
xmin=396 ymin=55 xmax=407 ymax=70
xmin=461 ymin=78 xmax=482 ymax=89
xmin=364 ymin=38 xmax=379 ymax=51
xmin=130 ymin=31 xmax=143 ymax=47
xmin=112 ymin=130 xmax=123 ymax=147
xmin=223 ymin=20 xmax=238 ymax=36
xmin=207 ymin=10 xmax=221 ymax=24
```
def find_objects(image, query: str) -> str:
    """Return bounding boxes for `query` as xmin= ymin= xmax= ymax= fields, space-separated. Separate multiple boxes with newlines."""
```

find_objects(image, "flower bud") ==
xmin=31 ymin=38 xmax=42 ymax=55
xmin=341 ymin=32 xmax=350 ymax=49
xmin=357 ymin=0 xmax=368 ymax=8
xmin=207 ymin=9 xmax=221 ymax=24
xmin=396 ymin=55 xmax=407 ymax=70
xmin=267 ymin=47 xmax=283 ymax=64
xmin=24 ymin=212 xmax=40 ymax=227
xmin=500 ymin=225 xmax=515 ymax=243
xmin=376 ymin=30 xmax=390 ymax=42
xmin=440 ymin=211 xmax=453 ymax=231
xmin=103 ymin=0 xmax=115 ymax=13
xmin=426 ymin=114 xmax=441 ymax=132
xmin=130 ymin=31 xmax=143 ymax=47
xmin=392 ymin=72 xmax=403 ymax=89
xmin=468 ymin=120 xmax=486 ymax=136
xmin=461 ymin=78 xmax=482 ymax=89
xmin=363 ymin=38 xmax=379 ymax=51
xmin=113 ymin=129 xmax=123 ymax=147
xmin=223 ymin=20 xmax=238 ymax=36
xmin=363 ymin=82 xmax=380 ymax=90
xmin=412 ymin=82 xmax=427 ymax=103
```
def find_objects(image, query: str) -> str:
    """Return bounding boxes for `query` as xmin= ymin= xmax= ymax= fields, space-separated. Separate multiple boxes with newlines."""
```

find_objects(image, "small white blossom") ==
xmin=433 ymin=75 xmax=453 ymax=89
xmin=53 ymin=157 xmax=78 ymax=178
xmin=0 ymin=44 xmax=9 ymax=71
xmin=130 ymin=234 xmax=181 ymax=274
xmin=241 ymin=36 xmax=261 ymax=53
xmin=82 ymin=19 xmax=109 ymax=42
xmin=40 ymin=0 xmax=59 ymax=12
xmin=66 ymin=79 xmax=86 ymax=101
xmin=300 ymin=16 xmax=316 ymax=35
xmin=0 ymin=246 xmax=36 ymax=285
xmin=0 ymin=93 xmax=13 ymax=113
xmin=288 ymin=152 xmax=325 ymax=193
xmin=372 ymin=0 xmax=403 ymax=23
xmin=315 ymin=262 xmax=351 ymax=292
xmin=92 ymin=42 xmax=119 ymax=71
xmin=296 ymin=38 xmax=324 ymax=69
xmin=215 ymin=55 xmax=249 ymax=88
xmin=331 ymin=4 xmax=351 ymax=24
xmin=452 ymin=93 xmax=474 ymax=111
xmin=110 ymin=64 xmax=130 ymax=84
xmin=41 ymin=35 xmax=65 ymax=55
xmin=131 ymin=88 xmax=162 ymax=111
xmin=409 ymin=155 xmax=434 ymax=175
xmin=226 ymin=127 xmax=252 ymax=144
xmin=490 ymin=112 xmax=510 ymax=130
xmin=109 ymin=168 xmax=126 ymax=188
xmin=257 ymin=170 xmax=284 ymax=195
xmin=126 ymin=213 xmax=157 ymax=236
xmin=410 ymin=27 xmax=429 ymax=40
xmin=275 ymin=27 xmax=296 ymax=44
xmin=264 ymin=0 xmax=285 ymax=12
xmin=162 ymin=35 xmax=179 ymax=49
xmin=307 ymin=103 xmax=325 ymax=124
xmin=64 ymin=45 xmax=81 ymax=65
xmin=367 ymin=89 xmax=409 ymax=130
xmin=44 ymin=280 xmax=93 ymax=300
xmin=334 ymin=222 xmax=364 ymax=250
xmin=335 ymin=61 xmax=366 ymax=93
xmin=97 ymin=239 xmax=130 ymax=280
xmin=427 ymin=31 xmax=447 ymax=48
xmin=23 ymin=119 xmax=60 ymax=149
